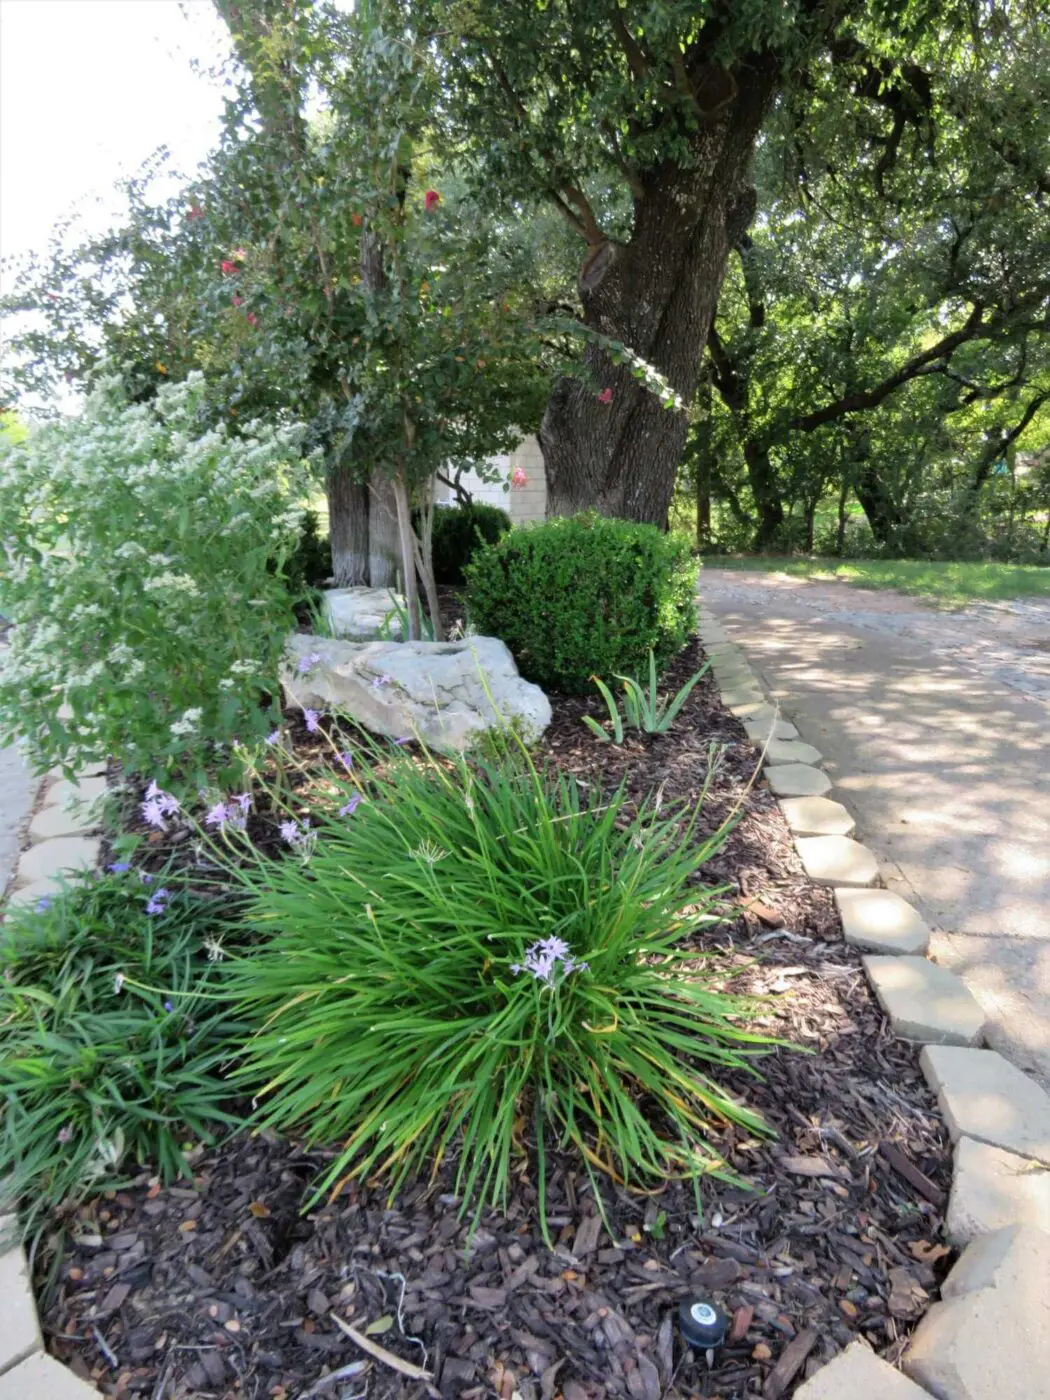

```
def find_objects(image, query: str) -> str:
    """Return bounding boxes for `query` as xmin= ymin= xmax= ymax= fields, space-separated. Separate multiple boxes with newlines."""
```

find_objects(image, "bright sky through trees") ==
xmin=0 ymin=0 xmax=229 ymax=277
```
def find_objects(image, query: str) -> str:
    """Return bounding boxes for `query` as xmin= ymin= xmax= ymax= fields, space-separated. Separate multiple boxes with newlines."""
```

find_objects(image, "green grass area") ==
xmin=704 ymin=556 xmax=1050 ymax=606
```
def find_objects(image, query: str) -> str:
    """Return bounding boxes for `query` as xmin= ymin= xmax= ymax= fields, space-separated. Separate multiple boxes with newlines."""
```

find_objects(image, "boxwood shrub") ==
xmin=465 ymin=513 xmax=697 ymax=692
xmin=428 ymin=501 xmax=512 ymax=585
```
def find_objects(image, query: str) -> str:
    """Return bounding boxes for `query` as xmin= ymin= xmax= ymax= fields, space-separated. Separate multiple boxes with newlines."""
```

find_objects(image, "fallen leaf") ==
xmin=909 ymin=1240 xmax=951 ymax=1264
xmin=248 ymin=1201 xmax=271 ymax=1218
xmin=365 ymin=1315 xmax=394 ymax=1336
xmin=752 ymin=1342 xmax=772 ymax=1361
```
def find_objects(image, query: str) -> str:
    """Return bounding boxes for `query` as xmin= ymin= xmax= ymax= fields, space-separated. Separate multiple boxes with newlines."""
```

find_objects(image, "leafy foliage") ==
xmin=0 ymin=374 xmax=307 ymax=783
xmin=0 ymin=872 xmax=241 ymax=1226
xmin=227 ymin=742 xmax=774 ymax=1228
xmin=428 ymin=502 xmax=511 ymax=586
xmin=466 ymin=515 xmax=696 ymax=693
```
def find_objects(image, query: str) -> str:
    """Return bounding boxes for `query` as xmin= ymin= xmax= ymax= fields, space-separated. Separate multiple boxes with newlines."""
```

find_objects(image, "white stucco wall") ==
xmin=434 ymin=435 xmax=547 ymax=525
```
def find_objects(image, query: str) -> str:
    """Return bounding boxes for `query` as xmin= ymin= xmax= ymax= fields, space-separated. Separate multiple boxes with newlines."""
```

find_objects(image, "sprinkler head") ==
xmin=678 ymin=1297 xmax=729 ymax=1352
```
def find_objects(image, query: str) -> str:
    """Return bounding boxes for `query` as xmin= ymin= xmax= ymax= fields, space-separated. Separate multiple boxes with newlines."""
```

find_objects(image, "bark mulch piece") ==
xmin=42 ymin=639 xmax=951 ymax=1399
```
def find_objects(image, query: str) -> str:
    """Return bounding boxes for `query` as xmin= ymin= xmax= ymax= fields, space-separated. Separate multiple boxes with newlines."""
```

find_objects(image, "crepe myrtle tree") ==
xmin=412 ymin=0 xmax=1031 ymax=528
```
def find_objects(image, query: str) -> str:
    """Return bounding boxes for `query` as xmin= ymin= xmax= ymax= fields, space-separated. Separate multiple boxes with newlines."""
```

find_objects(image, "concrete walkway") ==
xmin=701 ymin=567 xmax=1050 ymax=1088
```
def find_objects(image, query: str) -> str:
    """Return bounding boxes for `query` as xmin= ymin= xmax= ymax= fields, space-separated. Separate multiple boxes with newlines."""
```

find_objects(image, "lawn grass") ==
xmin=705 ymin=556 xmax=1050 ymax=606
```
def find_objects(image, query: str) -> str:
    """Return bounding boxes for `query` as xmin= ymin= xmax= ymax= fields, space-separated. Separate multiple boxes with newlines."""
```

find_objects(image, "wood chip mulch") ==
xmin=40 ymin=637 xmax=952 ymax=1400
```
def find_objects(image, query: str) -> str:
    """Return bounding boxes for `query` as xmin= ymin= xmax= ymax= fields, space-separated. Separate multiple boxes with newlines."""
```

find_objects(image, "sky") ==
xmin=0 ymin=0 xmax=231 ymax=278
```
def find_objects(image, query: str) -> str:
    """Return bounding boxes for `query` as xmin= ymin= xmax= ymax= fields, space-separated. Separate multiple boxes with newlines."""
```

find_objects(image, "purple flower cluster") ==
xmin=204 ymin=792 xmax=252 ymax=830
xmin=141 ymin=780 xmax=181 ymax=831
xmin=372 ymin=672 xmax=393 ymax=689
xmin=339 ymin=792 xmax=362 ymax=818
xmin=265 ymin=728 xmax=282 ymax=746
xmin=303 ymin=708 xmax=321 ymax=733
xmin=296 ymin=651 xmax=328 ymax=674
xmin=511 ymin=936 xmax=589 ymax=986
xmin=279 ymin=817 xmax=311 ymax=848
xmin=145 ymin=886 xmax=171 ymax=916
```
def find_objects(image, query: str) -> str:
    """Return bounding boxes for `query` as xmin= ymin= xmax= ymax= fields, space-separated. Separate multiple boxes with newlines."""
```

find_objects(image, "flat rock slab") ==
xmin=764 ymin=737 xmax=823 ymax=766
xmin=835 ymin=887 xmax=931 ymax=955
xmin=921 ymin=1045 xmax=1050 ymax=1165
xmin=719 ymin=685 xmax=763 ymax=708
xmin=2 ymin=879 xmax=63 ymax=915
xmin=946 ymin=1136 xmax=1050 ymax=1246
xmin=795 ymin=834 xmax=878 ymax=886
xmin=779 ymin=796 xmax=855 ymax=837
xmin=44 ymin=776 xmax=106 ymax=810
xmin=0 ymin=1245 xmax=42 ymax=1375
xmin=905 ymin=1224 xmax=1050 ymax=1400
xmin=795 ymin=1341 xmax=929 ymax=1399
xmin=865 ymin=956 xmax=986 ymax=1046
xmin=729 ymin=696 xmax=775 ymax=719
xmin=744 ymin=716 xmax=799 ymax=743
xmin=14 ymin=837 xmax=100 ymax=889
xmin=28 ymin=803 xmax=97 ymax=843
xmin=765 ymin=764 xmax=832 ymax=798
xmin=0 ymin=1353 xmax=99 ymax=1398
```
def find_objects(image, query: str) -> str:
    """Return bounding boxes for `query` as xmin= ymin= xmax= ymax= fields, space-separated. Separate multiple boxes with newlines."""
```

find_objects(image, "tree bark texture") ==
xmin=328 ymin=456 xmax=370 ymax=587
xmin=539 ymin=65 xmax=778 ymax=527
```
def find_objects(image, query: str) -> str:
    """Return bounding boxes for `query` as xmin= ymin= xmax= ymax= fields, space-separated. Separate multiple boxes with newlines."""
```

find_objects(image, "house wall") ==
xmin=433 ymin=435 xmax=547 ymax=525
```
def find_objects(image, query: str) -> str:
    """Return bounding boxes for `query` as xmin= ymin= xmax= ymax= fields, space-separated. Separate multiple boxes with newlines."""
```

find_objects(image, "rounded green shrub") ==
xmin=428 ymin=501 xmax=511 ymax=585
xmin=465 ymin=513 xmax=697 ymax=693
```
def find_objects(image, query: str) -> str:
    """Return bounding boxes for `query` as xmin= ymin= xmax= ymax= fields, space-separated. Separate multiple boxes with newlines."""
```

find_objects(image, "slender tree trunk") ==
xmin=539 ymin=66 xmax=778 ymax=525
xmin=392 ymin=469 xmax=421 ymax=640
xmin=836 ymin=477 xmax=849 ymax=555
xmin=368 ymin=474 xmax=401 ymax=589
xmin=855 ymin=463 xmax=905 ymax=548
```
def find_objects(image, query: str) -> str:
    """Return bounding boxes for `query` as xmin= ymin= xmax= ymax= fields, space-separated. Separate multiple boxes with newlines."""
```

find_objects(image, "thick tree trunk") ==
xmin=539 ymin=67 xmax=778 ymax=526
xmin=855 ymin=463 xmax=905 ymax=547
xmin=746 ymin=440 xmax=785 ymax=548
xmin=328 ymin=458 xmax=370 ymax=586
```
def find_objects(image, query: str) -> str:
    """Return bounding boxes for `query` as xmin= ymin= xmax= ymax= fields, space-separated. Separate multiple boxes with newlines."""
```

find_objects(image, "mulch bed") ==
xmin=40 ymin=636 xmax=952 ymax=1400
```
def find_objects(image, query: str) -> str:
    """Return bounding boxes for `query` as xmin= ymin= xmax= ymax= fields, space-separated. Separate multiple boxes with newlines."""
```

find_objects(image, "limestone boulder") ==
xmin=322 ymin=587 xmax=406 ymax=641
xmin=282 ymin=632 xmax=551 ymax=751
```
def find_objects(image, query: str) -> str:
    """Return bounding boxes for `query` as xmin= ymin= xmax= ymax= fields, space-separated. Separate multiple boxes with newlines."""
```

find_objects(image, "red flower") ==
xmin=424 ymin=189 xmax=441 ymax=212
xmin=187 ymin=201 xmax=204 ymax=221
xmin=351 ymin=212 xmax=362 ymax=227
xmin=232 ymin=294 xmax=243 ymax=307
xmin=221 ymin=260 xmax=238 ymax=276
xmin=246 ymin=312 xmax=259 ymax=327
xmin=597 ymin=388 xmax=614 ymax=404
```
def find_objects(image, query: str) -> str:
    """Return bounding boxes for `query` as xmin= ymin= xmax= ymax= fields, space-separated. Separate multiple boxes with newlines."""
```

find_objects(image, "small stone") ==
xmin=28 ymin=803 xmax=97 ymax=843
xmin=864 ymin=957 xmax=987 ymax=1045
xmin=779 ymin=796 xmax=855 ymax=837
xmin=744 ymin=717 xmax=799 ymax=743
xmin=764 ymin=738 xmax=823 ymax=765
xmin=835 ymin=888 xmax=930 ymax=954
xmin=0 ymin=1245 xmax=42 ymax=1374
xmin=323 ymin=586 xmax=406 ymax=641
xmin=795 ymin=1341 xmax=929 ymax=1399
xmin=43 ymin=776 xmax=107 ymax=810
xmin=0 ymin=1352 xmax=100 ymax=1399
xmin=946 ymin=1137 xmax=1050 ymax=1246
xmin=795 ymin=835 xmax=877 ymax=885
xmin=14 ymin=838 xmax=100 ymax=889
xmin=904 ymin=1224 xmax=1050 ymax=1400
xmin=920 ymin=1046 xmax=1050 ymax=1165
xmin=719 ymin=685 xmax=763 ymax=708
xmin=765 ymin=764 xmax=832 ymax=798
xmin=728 ymin=697 xmax=773 ymax=719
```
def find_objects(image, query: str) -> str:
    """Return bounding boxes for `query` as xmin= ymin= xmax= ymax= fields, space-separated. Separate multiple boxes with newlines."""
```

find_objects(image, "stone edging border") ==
xmin=1 ymin=763 xmax=108 ymax=1399
xmin=698 ymin=606 xmax=1050 ymax=1399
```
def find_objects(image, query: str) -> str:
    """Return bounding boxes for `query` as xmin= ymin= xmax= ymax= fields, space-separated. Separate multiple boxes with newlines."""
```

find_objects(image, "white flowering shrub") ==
xmin=0 ymin=374 xmax=310 ymax=783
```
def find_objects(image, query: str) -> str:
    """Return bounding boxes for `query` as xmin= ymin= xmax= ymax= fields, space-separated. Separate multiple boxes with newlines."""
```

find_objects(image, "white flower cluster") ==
xmin=0 ymin=375 xmax=312 ymax=773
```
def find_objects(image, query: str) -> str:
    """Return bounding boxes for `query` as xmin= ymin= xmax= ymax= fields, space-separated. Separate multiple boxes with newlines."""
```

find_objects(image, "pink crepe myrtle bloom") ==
xmin=424 ymin=189 xmax=441 ymax=212
xmin=232 ymin=293 xmax=244 ymax=307
xmin=510 ymin=466 xmax=528 ymax=489
xmin=221 ymin=260 xmax=238 ymax=276
xmin=187 ymin=201 xmax=204 ymax=221
xmin=246 ymin=312 xmax=259 ymax=327
xmin=597 ymin=388 xmax=614 ymax=405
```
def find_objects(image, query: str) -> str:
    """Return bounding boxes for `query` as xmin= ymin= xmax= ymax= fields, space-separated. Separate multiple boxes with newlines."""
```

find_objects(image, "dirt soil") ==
xmin=40 ymin=641 xmax=952 ymax=1400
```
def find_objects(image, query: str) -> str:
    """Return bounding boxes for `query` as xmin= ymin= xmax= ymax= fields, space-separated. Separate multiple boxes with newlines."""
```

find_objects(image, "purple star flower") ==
xmin=339 ymin=793 xmax=362 ymax=818
xmin=303 ymin=709 xmax=321 ymax=733
xmin=338 ymin=751 xmax=354 ymax=769
xmin=205 ymin=801 xmax=231 ymax=828
xmin=511 ymin=936 xmax=588 ymax=986
xmin=232 ymin=793 xmax=252 ymax=813
xmin=57 ymin=1125 xmax=73 ymax=1144
xmin=297 ymin=651 xmax=324 ymax=674
xmin=145 ymin=887 xmax=171 ymax=916
xmin=107 ymin=861 xmax=131 ymax=874
xmin=265 ymin=729 xmax=281 ymax=746
xmin=36 ymin=895 xmax=52 ymax=912
xmin=278 ymin=818 xmax=302 ymax=845
xmin=141 ymin=797 xmax=167 ymax=829
xmin=372 ymin=673 xmax=393 ymax=689
xmin=163 ymin=999 xmax=174 ymax=1013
